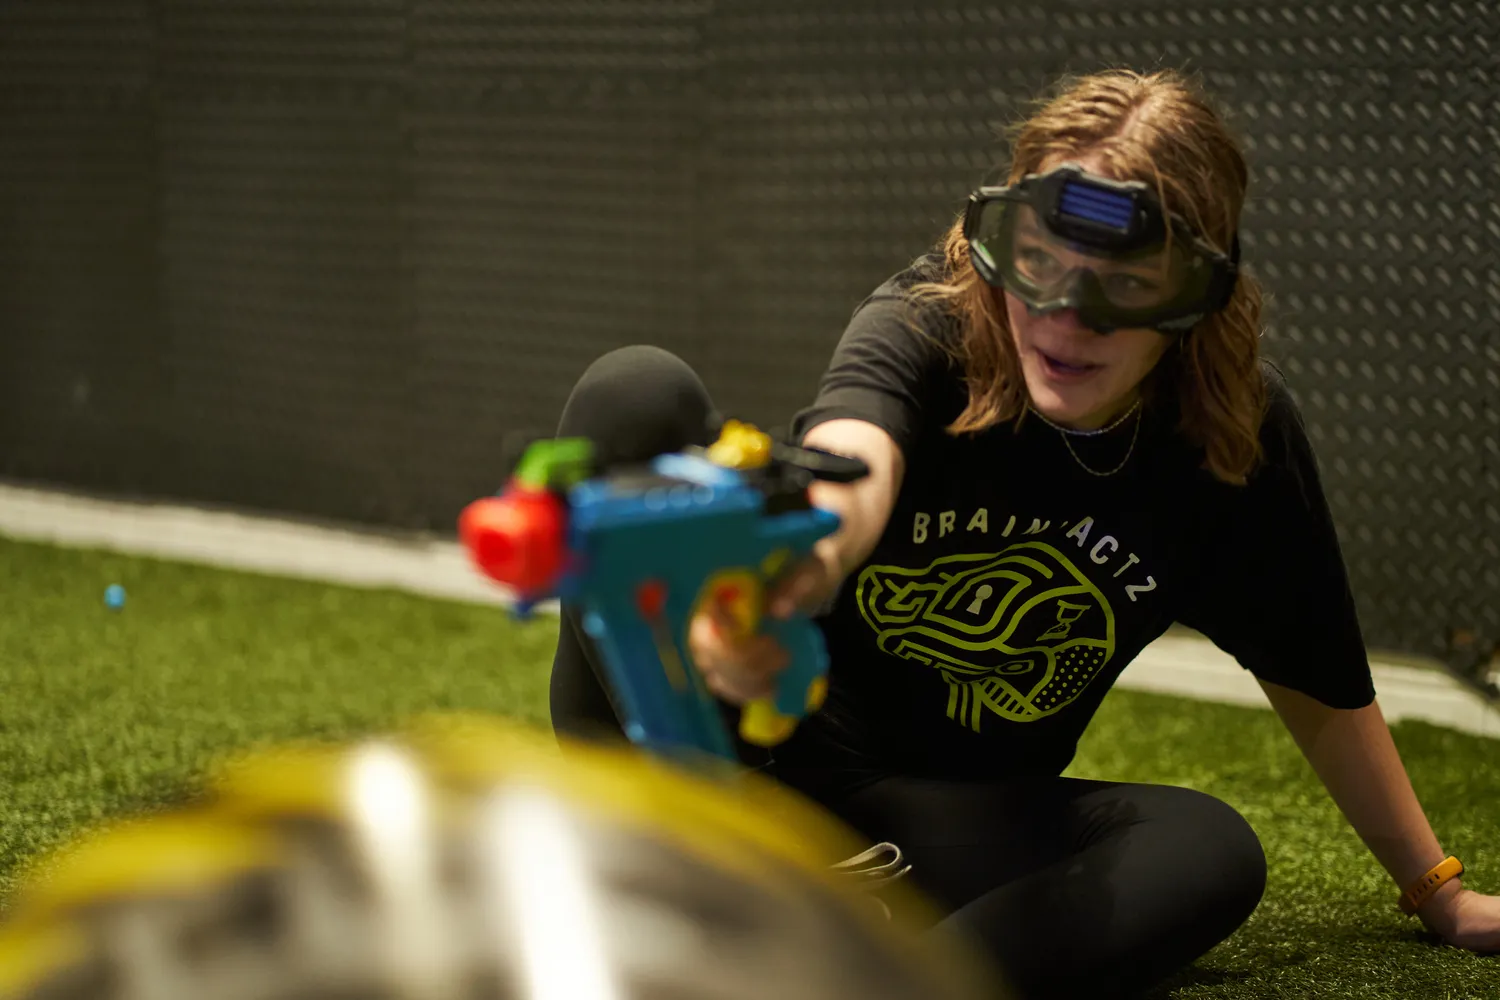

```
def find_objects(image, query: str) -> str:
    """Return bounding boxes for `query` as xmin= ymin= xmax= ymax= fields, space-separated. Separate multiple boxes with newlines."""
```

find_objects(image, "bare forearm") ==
xmin=1260 ymin=681 xmax=1459 ymax=895
xmin=801 ymin=418 xmax=905 ymax=576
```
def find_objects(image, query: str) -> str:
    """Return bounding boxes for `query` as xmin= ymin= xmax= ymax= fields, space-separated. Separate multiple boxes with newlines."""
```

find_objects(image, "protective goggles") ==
xmin=963 ymin=163 xmax=1240 ymax=334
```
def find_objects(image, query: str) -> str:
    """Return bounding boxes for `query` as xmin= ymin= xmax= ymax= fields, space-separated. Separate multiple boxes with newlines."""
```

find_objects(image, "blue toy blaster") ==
xmin=458 ymin=419 xmax=868 ymax=762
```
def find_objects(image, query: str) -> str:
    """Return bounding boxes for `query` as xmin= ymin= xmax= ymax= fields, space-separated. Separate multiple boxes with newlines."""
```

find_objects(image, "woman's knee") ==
xmin=1155 ymin=786 xmax=1268 ymax=922
xmin=557 ymin=345 xmax=715 ymax=464
xmin=549 ymin=609 xmax=624 ymax=743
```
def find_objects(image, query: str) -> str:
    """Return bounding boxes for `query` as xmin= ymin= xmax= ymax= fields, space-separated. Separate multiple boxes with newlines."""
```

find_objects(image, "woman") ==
xmin=547 ymin=69 xmax=1499 ymax=997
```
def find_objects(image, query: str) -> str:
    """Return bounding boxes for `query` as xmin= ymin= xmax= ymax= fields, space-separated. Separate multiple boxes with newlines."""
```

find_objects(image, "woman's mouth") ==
xmin=1036 ymin=349 xmax=1103 ymax=383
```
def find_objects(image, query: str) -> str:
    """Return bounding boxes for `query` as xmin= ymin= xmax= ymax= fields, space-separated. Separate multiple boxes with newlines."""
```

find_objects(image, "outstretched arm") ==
xmin=770 ymin=418 xmax=906 ymax=616
xmin=1258 ymin=679 xmax=1499 ymax=953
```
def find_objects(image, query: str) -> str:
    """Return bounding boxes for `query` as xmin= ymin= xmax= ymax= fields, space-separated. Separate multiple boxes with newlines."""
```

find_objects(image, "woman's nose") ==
xmin=1033 ymin=306 xmax=1091 ymax=335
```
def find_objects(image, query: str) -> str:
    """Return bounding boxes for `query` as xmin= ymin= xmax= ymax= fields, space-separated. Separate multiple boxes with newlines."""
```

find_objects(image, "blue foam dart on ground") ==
xmin=104 ymin=584 xmax=126 ymax=610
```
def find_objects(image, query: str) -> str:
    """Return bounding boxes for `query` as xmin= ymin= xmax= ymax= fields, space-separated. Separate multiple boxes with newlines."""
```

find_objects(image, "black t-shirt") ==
xmin=773 ymin=255 xmax=1376 ymax=800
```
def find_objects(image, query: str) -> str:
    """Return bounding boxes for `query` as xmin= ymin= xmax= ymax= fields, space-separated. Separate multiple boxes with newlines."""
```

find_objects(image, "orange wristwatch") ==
xmin=1398 ymin=856 xmax=1464 ymax=915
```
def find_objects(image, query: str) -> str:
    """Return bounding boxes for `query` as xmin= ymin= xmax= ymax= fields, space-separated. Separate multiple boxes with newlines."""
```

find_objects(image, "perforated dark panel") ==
xmin=148 ymin=1 xmax=412 ymax=522
xmin=405 ymin=0 xmax=709 ymax=523
xmin=0 ymin=3 xmax=164 ymax=495
xmin=1 ymin=0 xmax=1495 ymax=659
xmin=697 ymin=5 xmax=1052 ymax=427
xmin=158 ymin=0 xmax=405 ymax=91
xmin=156 ymin=105 xmax=410 ymax=521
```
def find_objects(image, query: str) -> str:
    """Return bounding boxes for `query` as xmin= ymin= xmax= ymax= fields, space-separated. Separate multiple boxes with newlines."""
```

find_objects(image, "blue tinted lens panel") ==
xmin=1058 ymin=182 xmax=1134 ymax=231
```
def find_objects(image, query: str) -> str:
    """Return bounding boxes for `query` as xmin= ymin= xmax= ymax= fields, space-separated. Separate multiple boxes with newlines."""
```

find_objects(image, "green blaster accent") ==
xmin=512 ymin=438 xmax=595 ymax=491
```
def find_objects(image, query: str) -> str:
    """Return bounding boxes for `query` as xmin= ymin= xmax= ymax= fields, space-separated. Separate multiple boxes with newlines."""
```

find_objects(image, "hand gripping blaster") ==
xmin=458 ymin=420 xmax=868 ymax=763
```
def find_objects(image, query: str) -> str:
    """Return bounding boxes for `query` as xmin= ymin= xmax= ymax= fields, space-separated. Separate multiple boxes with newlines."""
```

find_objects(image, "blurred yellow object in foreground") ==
xmin=0 ymin=716 xmax=1005 ymax=1000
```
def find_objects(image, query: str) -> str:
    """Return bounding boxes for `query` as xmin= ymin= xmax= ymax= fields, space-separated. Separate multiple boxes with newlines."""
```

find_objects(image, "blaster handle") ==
xmin=693 ymin=540 xmax=835 ymax=749
xmin=741 ymin=615 xmax=830 ymax=747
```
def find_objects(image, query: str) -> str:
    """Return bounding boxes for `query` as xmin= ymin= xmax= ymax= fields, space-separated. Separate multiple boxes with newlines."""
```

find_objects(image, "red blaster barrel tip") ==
xmin=458 ymin=488 xmax=569 ymax=595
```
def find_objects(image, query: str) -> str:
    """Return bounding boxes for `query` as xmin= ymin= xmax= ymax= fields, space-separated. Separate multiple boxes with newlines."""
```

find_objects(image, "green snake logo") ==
xmin=854 ymin=542 xmax=1115 ymax=731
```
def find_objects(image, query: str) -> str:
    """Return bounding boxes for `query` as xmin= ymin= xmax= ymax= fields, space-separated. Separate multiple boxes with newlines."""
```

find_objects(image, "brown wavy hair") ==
xmin=912 ymin=69 xmax=1266 ymax=484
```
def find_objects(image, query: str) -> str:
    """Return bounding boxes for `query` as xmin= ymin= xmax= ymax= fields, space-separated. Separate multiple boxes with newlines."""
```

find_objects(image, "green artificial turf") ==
xmin=1068 ymin=685 xmax=1499 ymax=998
xmin=1 ymin=534 xmax=1496 ymax=997
xmin=0 ymin=535 xmax=559 ymax=896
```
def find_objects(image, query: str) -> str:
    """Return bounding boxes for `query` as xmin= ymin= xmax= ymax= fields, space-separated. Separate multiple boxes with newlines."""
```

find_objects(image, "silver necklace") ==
xmin=1027 ymin=398 xmax=1141 ymax=437
xmin=1028 ymin=399 xmax=1143 ymax=477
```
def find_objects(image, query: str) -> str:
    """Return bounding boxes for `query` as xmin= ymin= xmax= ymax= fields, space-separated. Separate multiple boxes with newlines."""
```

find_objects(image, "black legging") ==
xmin=548 ymin=346 xmax=1268 ymax=1000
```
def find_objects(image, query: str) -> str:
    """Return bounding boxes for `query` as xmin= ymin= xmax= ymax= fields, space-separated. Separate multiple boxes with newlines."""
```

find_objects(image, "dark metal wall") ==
xmin=1 ymin=1 xmax=1495 ymax=660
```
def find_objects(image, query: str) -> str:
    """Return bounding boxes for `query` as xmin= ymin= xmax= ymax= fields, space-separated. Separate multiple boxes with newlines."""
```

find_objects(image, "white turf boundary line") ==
xmin=2 ymin=482 xmax=1495 ymax=741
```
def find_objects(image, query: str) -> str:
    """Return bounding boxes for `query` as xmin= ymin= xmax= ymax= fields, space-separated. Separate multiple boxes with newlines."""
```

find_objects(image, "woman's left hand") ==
xmin=1420 ymin=887 xmax=1500 ymax=953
